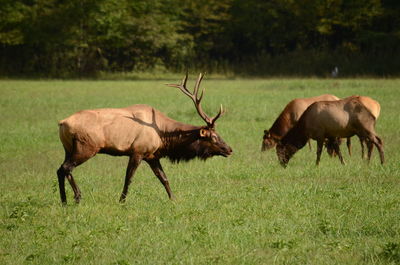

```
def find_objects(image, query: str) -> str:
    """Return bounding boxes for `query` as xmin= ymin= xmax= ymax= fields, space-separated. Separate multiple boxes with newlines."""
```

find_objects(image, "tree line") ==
xmin=1 ymin=0 xmax=399 ymax=77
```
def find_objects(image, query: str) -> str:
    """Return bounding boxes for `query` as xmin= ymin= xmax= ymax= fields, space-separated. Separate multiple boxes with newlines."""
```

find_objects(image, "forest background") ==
xmin=1 ymin=0 xmax=399 ymax=78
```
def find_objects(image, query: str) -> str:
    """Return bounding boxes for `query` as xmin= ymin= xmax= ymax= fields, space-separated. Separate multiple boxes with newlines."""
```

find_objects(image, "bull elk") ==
xmin=56 ymin=73 xmax=232 ymax=204
xmin=276 ymin=96 xmax=384 ymax=167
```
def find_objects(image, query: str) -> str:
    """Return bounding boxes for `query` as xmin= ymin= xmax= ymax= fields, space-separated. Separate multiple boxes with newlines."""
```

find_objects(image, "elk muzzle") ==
xmin=220 ymin=144 xmax=233 ymax=157
xmin=261 ymin=132 xmax=277 ymax=151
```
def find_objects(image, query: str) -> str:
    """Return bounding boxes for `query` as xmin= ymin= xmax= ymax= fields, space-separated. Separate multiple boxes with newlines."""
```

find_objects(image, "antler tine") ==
xmin=191 ymin=73 xmax=211 ymax=124
xmin=168 ymin=73 xmax=224 ymax=127
xmin=166 ymin=73 xmax=192 ymax=98
xmin=210 ymin=104 xmax=225 ymax=126
xmin=182 ymin=71 xmax=188 ymax=88
xmin=193 ymin=73 xmax=205 ymax=102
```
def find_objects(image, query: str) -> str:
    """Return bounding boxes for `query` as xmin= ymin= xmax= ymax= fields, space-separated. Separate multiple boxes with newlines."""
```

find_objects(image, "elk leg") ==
xmin=332 ymin=138 xmax=345 ymax=165
xmin=366 ymin=139 xmax=374 ymax=161
xmin=375 ymin=136 xmax=385 ymax=164
xmin=119 ymin=155 xmax=142 ymax=203
xmin=346 ymin=137 xmax=352 ymax=156
xmin=57 ymin=160 xmax=82 ymax=204
xmin=57 ymin=140 xmax=97 ymax=204
xmin=57 ymin=163 xmax=70 ymax=205
xmin=359 ymin=137 xmax=366 ymax=159
xmin=66 ymin=174 xmax=81 ymax=203
xmin=147 ymin=159 xmax=175 ymax=200
xmin=325 ymin=138 xmax=335 ymax=157
xmin=370 ymin=135 xmax=384 ymax=164
xmin=316 ymin=139 xmax=324 ymax=166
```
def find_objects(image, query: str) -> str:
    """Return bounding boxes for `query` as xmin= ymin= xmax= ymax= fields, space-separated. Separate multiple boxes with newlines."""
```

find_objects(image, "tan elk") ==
xmin=261 ymin=94 xmax=340 ymax=151
xmin=56 ymin=73 xmax=232 ymax=204
xmin=276 ymin=96 xmax=384 ymax=167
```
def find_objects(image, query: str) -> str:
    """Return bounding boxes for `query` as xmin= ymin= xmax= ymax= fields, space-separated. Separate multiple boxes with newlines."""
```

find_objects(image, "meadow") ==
xmin=0 ymin=78 xmax=399 ymax=264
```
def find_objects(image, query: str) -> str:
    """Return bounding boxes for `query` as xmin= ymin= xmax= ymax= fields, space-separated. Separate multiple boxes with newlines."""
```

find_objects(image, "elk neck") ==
xmin=269 ymin=111 xmax=292 ymax=139
xmin=157 ymin=121 xmax=206 ymax=163
xmin=280 ymin=121 xmax=309 ymax=150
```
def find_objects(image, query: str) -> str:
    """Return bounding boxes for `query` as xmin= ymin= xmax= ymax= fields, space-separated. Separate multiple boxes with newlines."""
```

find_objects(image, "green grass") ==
xmin=1 ymin=78 xmax=399 ymax=264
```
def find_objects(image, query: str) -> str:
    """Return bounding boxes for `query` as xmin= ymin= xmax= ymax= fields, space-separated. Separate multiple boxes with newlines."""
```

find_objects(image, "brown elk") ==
xmin=261 ymin=94 xmax=340 ymax=151
xmin=276 ymin=96 xmax=384 ymax=167
xmin=56 ymin=73 xmax=232 ymax=204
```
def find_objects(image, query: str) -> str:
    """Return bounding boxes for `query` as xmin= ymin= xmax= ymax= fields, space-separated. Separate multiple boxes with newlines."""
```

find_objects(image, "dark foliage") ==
xmin=1 ymin=0 xmax=399 ymax=77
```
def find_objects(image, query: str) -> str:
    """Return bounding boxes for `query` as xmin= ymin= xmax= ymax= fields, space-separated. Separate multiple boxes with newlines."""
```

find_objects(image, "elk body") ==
xmin=261 ymin=94 xmax=340 ymax=151
xmin=276 ymin=96 xmax=384 ymax=167
xmin=56 ymin=74 xmax=232 ymax=204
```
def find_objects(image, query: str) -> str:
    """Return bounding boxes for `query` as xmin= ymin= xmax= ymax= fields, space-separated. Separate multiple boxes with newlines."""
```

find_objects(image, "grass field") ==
xmin=1 ymin=78 xmax=399 ymax=264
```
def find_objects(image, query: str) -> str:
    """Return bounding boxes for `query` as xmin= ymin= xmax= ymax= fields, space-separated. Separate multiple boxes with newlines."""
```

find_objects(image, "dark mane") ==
xmin=127 ymin=110 xmax=217 ymax=163
xmin=281 ymin=114 xmax=309 ymax=149
xmin=158 ymin=128 xmax=213 ymax=163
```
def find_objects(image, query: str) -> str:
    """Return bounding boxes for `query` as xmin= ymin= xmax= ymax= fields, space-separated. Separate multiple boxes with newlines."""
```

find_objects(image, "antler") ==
xmin=167 ymin=73 xmax=224 ymax=127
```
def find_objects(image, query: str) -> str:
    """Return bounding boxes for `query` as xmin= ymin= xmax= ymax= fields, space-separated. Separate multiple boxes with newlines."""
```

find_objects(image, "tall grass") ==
xmin=0 ymin=78 xmax=399 ymax=264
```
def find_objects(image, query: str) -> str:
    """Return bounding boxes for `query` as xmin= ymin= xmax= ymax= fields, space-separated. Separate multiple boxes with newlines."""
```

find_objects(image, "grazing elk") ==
xmin=261 ymin=94 xmax=340 ymax=151
xmin=56 ymin=73 xmax=232 ymax=204
xmin=276 ymin=96 xmax=384 ymax=167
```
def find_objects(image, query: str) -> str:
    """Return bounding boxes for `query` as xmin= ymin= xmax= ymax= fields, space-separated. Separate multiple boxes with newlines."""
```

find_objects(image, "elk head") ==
xmin=167 ymin=73 xmax=232 ymax=159
xmin=276 ymin=142 xmax=297 ymax=167
xmin=261 ymin=129 xmax=278 ymax=151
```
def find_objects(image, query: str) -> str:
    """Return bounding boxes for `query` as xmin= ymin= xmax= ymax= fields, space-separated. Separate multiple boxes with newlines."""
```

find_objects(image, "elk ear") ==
xmin=199 ymin=128 xmax=209 ymax=138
